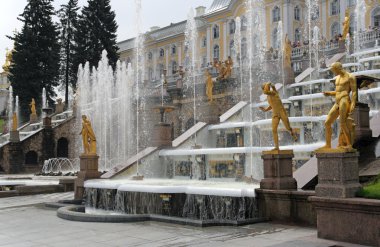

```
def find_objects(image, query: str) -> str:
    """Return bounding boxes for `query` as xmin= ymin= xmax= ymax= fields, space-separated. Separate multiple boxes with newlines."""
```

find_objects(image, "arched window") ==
xmin=159 ymin=48 xmax=165 ymax=57
xmin=331 ymin=22 xmax=340 ymax=37
xmin=213 ymin=25 xmax=220 ymax=39
xmin=213 ymin=45 xmax=220 ymax=59
xmin=372 ymin=7 xmax=380 ymax=28
xmin=229 ymin=40 xmax=235 ymax=57
xmin=241 ymin=38 xmax=247 ymax=58
xmin=273 ymin=6 xmax=281 ymax=22
xmin=294 ymin=6 xmax=301 ymax=21
xmin=272 ymin=28 xmax=279 ymax=48
xmin=148 ymin=52 xmax=153 ymax=60
xmin=171 ymin=45 xmax=176 ymax=55
xmin=241 ymin=16 xmax=248 ymax=31
xmin=202 ymin=37 xmax=207 ymax=47
xmin=25 ymin=151 xmax=38 ymax=165
xmin=330 ymin=0 xmax=340 ymax=16
xmin=229 ymin=19 xmax=236 ymax=34
xmin=295 ymin=28 xmax=301 ymax=42
xmin=57 ymin=138 xmax=69 ymax=158
xmin=171 ymin=61 xmax=177 ymax=75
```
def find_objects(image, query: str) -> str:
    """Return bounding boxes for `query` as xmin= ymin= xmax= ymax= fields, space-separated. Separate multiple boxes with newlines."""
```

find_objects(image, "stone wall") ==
xmin=0 ymin=117 xmax=77 ymax=174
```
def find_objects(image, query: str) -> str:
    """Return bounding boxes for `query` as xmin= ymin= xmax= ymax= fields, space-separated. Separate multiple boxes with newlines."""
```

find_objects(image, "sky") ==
xmin=0 ymin=0 xmax=214 ymax=72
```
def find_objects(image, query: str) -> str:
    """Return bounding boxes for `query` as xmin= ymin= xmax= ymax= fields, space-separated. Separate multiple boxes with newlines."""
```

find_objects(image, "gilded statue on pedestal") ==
xmin=2 ymin=48 xmax=12 ymax=73
xmin=80 ymin=115 xmax=97 ymax=155
xmin=283 ymin=34 xmax=292 ymax=68
xmin=30 ymin=98 xmax=36 ymax=115
xmin=317 ymin=62 xmax=357 ymax=152
xmin=225 ymin=56 xmax=233 ymax=79
xmin=205 ymin=70 xmax=213 ymax=102
xmin=342 ymin=9 xmax=350 ymax=40
xmin=260 ymin=82 xmax=297 ymax=151
xmin=12 ymin=112 xmax=17 ymax=131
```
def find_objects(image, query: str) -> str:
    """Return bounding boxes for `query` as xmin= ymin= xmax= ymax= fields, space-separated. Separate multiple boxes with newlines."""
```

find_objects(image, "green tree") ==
xmin=72 ymin=0 xmax=119 ymax=77
xmin=8 ymin=0 xmax=60 ymax=120
xmin=58 ymin=0 xmax=79 ymax=106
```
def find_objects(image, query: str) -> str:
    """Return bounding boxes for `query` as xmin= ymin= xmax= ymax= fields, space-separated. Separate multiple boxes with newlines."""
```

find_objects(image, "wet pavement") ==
xmin=0 ymin=192 xmax=369 ymax=247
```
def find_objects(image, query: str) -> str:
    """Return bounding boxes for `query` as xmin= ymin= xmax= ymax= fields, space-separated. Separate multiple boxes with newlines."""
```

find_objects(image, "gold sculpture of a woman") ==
xmin=283 ymin=34 xmax=292 ymax=68
xmin=12 ymin=112 xmax=17 ymax=131
xmin=30 ymin=98 xmax=36 ymax=115
xmin=80 ymin=115 xmax=97 ymax=155
xmin=342 ymin=9 xmax=350 ymax=40
xmin=260 ymin=82 xmax=297 ymax=151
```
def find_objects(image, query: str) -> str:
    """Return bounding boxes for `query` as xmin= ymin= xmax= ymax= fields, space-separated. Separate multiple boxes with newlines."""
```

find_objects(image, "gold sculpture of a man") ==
xmin=30 ymin=98 xmax=36 ymax=115
xmin=284 ymin=34 xmax=292 ymax=68
xmin=205 ymin=70 xmax=213 ymax=102
xmin=225 ymin=56 xmax=233 ymax=79
xmin=318 ymin=62 xmax=357 ymax=152
xmin=260 ymin=82 xmax=297 ymax=151
xmin=80 ymin=115 xmax=97 ymax=155
xmin=342 ymin=9 xmax=350 ymax=40
xmin=12 ymin=112 xmax=17 ymax=131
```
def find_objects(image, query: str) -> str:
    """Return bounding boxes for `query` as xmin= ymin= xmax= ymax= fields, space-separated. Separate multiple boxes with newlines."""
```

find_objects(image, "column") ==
xmin=178 ymin=42 xmax=182 ymax=65
xmin=223 ymin=21 xmax=227 ymax=60
xmin=321 ymin=0 xmax=327 ymax=37
xmin=340 ymin=0 xmax=346 ymax=31
xmin=283 ymin=0 xmax=292 ymax=39
xmin=206 ymin=26 xmax=211 ymax=63
xmin=165 ymin=47 xmax=169 ymax=71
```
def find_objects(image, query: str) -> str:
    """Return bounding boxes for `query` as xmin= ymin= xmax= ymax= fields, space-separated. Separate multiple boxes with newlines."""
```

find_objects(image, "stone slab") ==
xmin=172 ymin=122 xmax=207 ymax=147
xmin=219 ymin=101 xmax=247 ymax=123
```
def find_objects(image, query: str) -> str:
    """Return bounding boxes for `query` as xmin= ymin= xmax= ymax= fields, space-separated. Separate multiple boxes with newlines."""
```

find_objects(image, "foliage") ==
xmin=357 ymin=174 xmax=380 ymax=200
xmin=58 ymin=0 xmax=79 ymax=105
xmin=72 ymin=0 xmax=119 ymax=80
xmin=8 ymin=0 xmax=60 ymax=118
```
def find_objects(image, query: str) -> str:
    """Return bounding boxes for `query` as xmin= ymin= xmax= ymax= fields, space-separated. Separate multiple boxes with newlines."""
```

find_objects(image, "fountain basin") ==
xmin=80 ymin=179 xmax=263 ymax=225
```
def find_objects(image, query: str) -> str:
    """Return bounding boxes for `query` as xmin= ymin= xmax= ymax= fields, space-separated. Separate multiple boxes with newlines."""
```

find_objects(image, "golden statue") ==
xmin=224 ymin=56 xmax=233 ymax=79
xmin=2 ymin=48 xmax=12 ymax=73
xmin=12 ymin=112 xmax=17 ymax=131
xmin=342 ymin=9 xmax=350 ymax=40
xmin=30 ymin=98 xmax=36 ymax=115
xmin=205 ymin=70 xmax=213 ymax=102
xmin=317 ymin=62 xmax=357 ymax=152
xmin=260 ymin=82 xmax=297 ymax=151
xmin=217 ymin=61 xmax=227 ymax=80
xmin=283 ymin=34 xmax=292 ymax=68
xmin=80 ymin=115 xmax=97 ymax=155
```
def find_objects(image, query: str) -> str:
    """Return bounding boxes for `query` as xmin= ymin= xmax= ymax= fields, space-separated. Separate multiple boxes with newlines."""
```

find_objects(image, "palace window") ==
xmin=272 ymin=28 xmax=279 ymax=48
xmin=213 ymin=24 xmax=220 ymax=39
xmin=350 ymin=14 xmax=356 ymax=33
xmin=241 ymin=38 xmax=247 ymax=58
xmin=330 ymin=0 xmax=340 ymax=16
xmin=294 ymin=6 xmax=301 ymax=21
xmin=171 ymin=45 xmax=176 ymax=55
xmin=148 ymin=52 xmax=153 ymax=60
xmin=273 ymin=6 xmax=281 ymax=22
xmin=373 ymin=7 xmax=380 ymax=28
xmin=148 ymin=67 xmax=153 ymax=80
xmin=158 ymin=64 xmax=164 ymax=76
xmin=229 ymin=40 xmax=235 ymax=57
xmin=202 ymin=37 xmax=207 ymax=47
xmin=312 ymin=7 xmax=320 ymax=20
xmin=213 ymin=45 xmax=220 ymax=59
xmin=229 ymin=19 xmax=236 ymax=34
xmin=241 ymin=16 xmax=248 ymax=31
xmin=171 ymin=61 xmax=177 ymax=75
xmin=347 ymin=0 xmax=356 ymax=7
xmin=295 ymin=28 xmax=301 ymax=42
xmin=159 ymin=48 xmax=165 ymax=57
xmin=331 ymin=22 xmax=340 ymax=37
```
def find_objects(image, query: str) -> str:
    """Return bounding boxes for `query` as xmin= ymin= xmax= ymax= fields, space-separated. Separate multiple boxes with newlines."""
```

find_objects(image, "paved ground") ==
xmin=0 ymin=193 xmax=369 ymax=247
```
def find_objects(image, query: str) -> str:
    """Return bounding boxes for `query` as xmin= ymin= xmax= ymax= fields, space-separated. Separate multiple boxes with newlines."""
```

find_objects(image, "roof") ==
xmin=206 ymin=0 xmax=232 ymax=14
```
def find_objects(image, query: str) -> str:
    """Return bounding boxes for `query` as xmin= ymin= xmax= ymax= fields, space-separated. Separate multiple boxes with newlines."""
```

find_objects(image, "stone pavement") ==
xmin=0 ymin=193 xmax=370 ymax=247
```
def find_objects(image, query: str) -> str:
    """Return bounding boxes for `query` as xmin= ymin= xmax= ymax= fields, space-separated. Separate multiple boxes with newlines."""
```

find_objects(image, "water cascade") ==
xmin=8 ymin=86 xmax=13 ymax=131
xmin=354 ymin=0 xmax=366 ymax=53
xmin=234 ymin=17 xmax=243 ymax=99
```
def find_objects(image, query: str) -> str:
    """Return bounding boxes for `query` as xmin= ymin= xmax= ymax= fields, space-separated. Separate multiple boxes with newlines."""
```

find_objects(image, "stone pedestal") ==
xmin=8 ymin=141 xmax=23 ymax=173
xmin=260 ymin=150 xmax=297 ymax=190
xmin=315 ymin=152 xmax=362 ymax=198
xmin=43 ymin=116 xmax=52 ymax=128
xmin=352 ymin=102 xmax=372 ymax=142
xmin=9 ymin=130 xmax=20 ymax=142
xmin=29 ymin=113 xmax=38 ymax=124
xmin=151 ymin=123 xmax=172 ymax=147
xmin=74 ymin=154 xmax=101 ymax=200
xmin=283 ymin=64 xmax=295 ymax=86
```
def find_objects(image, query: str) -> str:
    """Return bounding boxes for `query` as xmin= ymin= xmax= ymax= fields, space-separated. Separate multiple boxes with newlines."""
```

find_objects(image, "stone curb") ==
xmin=57 ymin=205 xmax=268 ymax=227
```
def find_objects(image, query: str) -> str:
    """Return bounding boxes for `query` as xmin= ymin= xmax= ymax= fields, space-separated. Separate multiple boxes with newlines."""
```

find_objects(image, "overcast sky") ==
xmin=0 ymin=0 xmax=213 ymax=72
